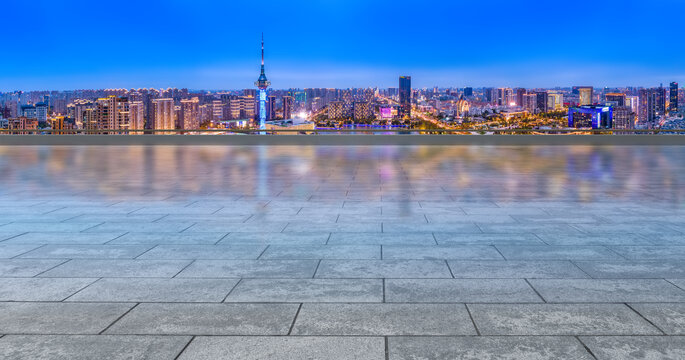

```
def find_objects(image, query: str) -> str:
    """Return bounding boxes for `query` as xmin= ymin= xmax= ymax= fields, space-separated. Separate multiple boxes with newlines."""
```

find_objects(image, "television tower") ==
xmin=255 ymin=33 xmax=271 ymax=130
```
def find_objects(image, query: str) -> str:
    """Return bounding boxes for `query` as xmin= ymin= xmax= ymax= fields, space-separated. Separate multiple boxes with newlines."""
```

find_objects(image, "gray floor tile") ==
xmin=0 ymin=222 xmax=103 ymax=233
xmin=469 ymin=304 xmax=661 ymax=335
xmin=537 ymin=233 xmax=656 ymax=246
xmin=388 ymin=336 xmax=594 ymax=360
xmin=0 ymin=278 xmax=96 ymax=301
xmin=434 ymin=233 xmax=545 ymax=245
xmin=105 ymin=303 xmax=298 ymax=335
xmin=574 ymin=261 xmax=685 ymax=278
xmin=0 ymin=244 xmax=42 ymax=258
xmin=580 ymin=336 xmax=685 ymax=360
xmin=0 ymin=259 xmax=66 ymax=277
xmin=39 ymin=259 xmax=192 ymax=278
xmin=478 ymin=224 xmax=582 ymax=234
xmin=219 ymin=232 xmax=329 ymax=245
xmin=629 ymin=303 xmax=685 ymax=335
xmin=327 ymin=232 xmax=436 ymax=245
xmin=3 ymin=232 xmax=126 ymax=245
xmin=386 ymin=279 xmax=543 ymax=303
xmin=184 ymin=222 xmax=288 ymax=233
xmin=315 ymin=260 xmax=452 ymax=278
xmin=109 ymin=232 xmax=227 ymax=245
xmin=260 ymin=245 xmax=380 ymax=259
xmin=382 ymin=245 xmax=503 ymax=260
xmin=382 ymin=222 xmax=482 ymax=233
xmin=573 ymin=223 xmax=683 ymax=235
xmin=608 ymin=246 xmax=685 ymax=260
xmin=226 ymin=279 xmax=382 ymax=302
xmin=447 ymin=260 xmax=589 ymax=278
xmin=177 ymin=260 xmax=319 ymax=278
xmin=137 ymin=245 xmax=265 ymax=260
xmin=178 ymin=336 xmax=385 ymax=360
xmin=0 ymin=335 xmax=191 ymax=360
xmin=496 ymin=245 xmax=623 ymax=260
xmin=0 ymin=302 xmax=134 ymax=334
xmin=18 ymin=245 xmax=152 ymax=259
xmin=85 ymin=222 xmax=195 ymax=233
xmin=292 ymin=303 xmax=476 ymax=335
xmin=284 ymin=222 xmax=381 ymax=233
xmin=529 ymin=279 xmax=685 ymax=302
xmin=66 ymin=278 xmax=239 ymax=302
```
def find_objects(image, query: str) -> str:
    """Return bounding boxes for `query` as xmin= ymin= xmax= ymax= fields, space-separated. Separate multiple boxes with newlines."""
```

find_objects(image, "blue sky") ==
xmin=1 ymin=0 xmax=682 ymax=90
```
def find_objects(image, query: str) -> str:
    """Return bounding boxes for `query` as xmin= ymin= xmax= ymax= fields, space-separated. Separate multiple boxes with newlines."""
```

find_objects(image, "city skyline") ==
xmin=2 ymin=1 xmax=684 ymax=90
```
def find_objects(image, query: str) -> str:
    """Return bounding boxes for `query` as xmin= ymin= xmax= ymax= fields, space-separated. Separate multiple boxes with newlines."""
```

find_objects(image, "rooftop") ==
xmin=0 ymin=144 xmax=684 ymax=359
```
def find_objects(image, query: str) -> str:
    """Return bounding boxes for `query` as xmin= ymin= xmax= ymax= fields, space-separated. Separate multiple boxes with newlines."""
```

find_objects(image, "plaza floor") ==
xmin=0 ymin=145 xmax=684 ymax=359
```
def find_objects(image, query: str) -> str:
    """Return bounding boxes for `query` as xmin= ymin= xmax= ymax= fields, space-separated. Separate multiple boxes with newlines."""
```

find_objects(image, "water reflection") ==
xmin=0 ymin=146 xmax=683 ymax=206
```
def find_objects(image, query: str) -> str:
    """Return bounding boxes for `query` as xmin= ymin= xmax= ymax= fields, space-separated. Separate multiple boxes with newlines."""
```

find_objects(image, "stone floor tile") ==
xmin=434 ymin=233 xmax=544 ymax=245
xmin=3 ymin=232 xmax=126 ymax=245
xmin=385 ymin=279 xmax=542 ymax=303
xmin=66 ymin=278 xmax=239 ymax=302
xmin=580 ymin=336 xmax=685 ymax=360
xmin=327 ymin=232 xmax=435 ymax=245
xmin=105 ymin=303 xmax=298 ymax=335
xmin=469 ymin=304 xmax=661 ymax=335
xmin=0 ymin=302 xmax=134 ymax=334
xmin=176 ymin=260 xmax=319 ymax=278
xmin=0 ymin=278 xmax=96 ymax=301
xmin=388 ymin=336 xmax=594 ymax=360
xmin=292 ymin=303 xmax=476 ymax=335
xmin=225 ymin=279 xmax=382 ymax=302
xmin=607 ymin=246 xmax=685 ymax=260
xmin=260 ymin=245 xmax=380 ymax=259
xmin=18 ymin=245 xmax=152 ymax=259
xmin=219 ymin=232 xmax=329 ymax=245
xmin=108 ymin=232 xmax=227 ymax=245
xmin=137 ymin=245 xmax=265 ymax=260
xmin=629 ymin=303 xmax=685 ymax=335
xmin=0 ymin=244 xmax=42 ymax=258
xmin=382 ymin=245 xmax=503 ymax=260
xmin=447 ymin=260 xmax=589 ymax=278
xmin=39 ymin=259 xmax=191 ymax=278
xmin=536 ymin=234 xmax=656 ymax=246
xmin=382 ymin=222 xmax=482 ymax=233
xmin=574 ymin=261 xmax=685 ymax=278
xmin=315 ymin=260 xmax=452 ymax=278
xmin=0 ymin=259 xmax=66 ymax=277
xmin=85 ymin=222 xmax=195 ymax=233
xmin=496 ymin=245 xmax=623 ymax=260
xmin=529 ymin=279 xmax=685 ymax=302
xmin=0 ymin=335 xmax=191 ymax=360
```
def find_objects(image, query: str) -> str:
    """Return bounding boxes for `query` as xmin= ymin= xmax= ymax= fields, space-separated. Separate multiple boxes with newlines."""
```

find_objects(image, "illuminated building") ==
xmin=254 ymin=34 xmax=271 ymax=130
xmin=399 ymin=76 xmax=411 ymax=118
xmin=283 ymin=95 xmax=293 ymax=119
xmin=8 ymin=117 xmax=38 ymax=132
xmin=613 ymin=106 xmax=635 ymax=129
xmin=671 ymin=82 xmax=679 ymax=112
xmin=212 ymin=100 xmax=224 ymax=124
xmin=180 ymin=97 xmax=200 ymax=129
xmin=94 ymin=96 xmax=130 ymax=130
xmin=353 ymin=101 xmax=372 ymax=120
xmin=515 ymin=88 xmax=527 ymax=107
xmin=535 ymin=91 xmax=548 ymax=113
xmin=638 ymin=88 xmax=666 ymax=127
xmin=328 ymin=101 xmax=345 ymax=119
xmin=575 ymin=86 xmax=594 ymax=105
xmin=21 ymin=103 xmax=48 ymax=123
xmin=151 ymin=98 xmax=175 ymax=130
xmin=522 ymin=93 xmax=538 ymax=113
xmin=129 ymin=101 xmax=145 ymax=130
xmin=463 ymin=87 xmax=473 ymax=97
xmin=605 ymin=93 xmax=626 ymax=107
xmin=67 ymin=99 xmax=94 ymax=129
xmin=568 ymin=105 xmax=612 ymax=129
xmin=267 ymin=95 xmax=277 ymax=120
xmin=547 ymin=93 xmax=564 ymax=110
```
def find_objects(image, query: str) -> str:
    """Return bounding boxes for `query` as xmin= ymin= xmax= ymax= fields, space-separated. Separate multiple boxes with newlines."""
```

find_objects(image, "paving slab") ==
xmin=178 ymin=336 xmax=385 ymax=360
xmin=469 ymin=303 xmax=661 ymax=335
xmin=327 ymin=232 xmax=435 ymax=245
xmin=434 ymin=233 xmax=544 ymax=245
xmin=0 ymin=335 xmax=191 ymax=360
xmin=496 ymin=245 xmax=624 ymax=260
xmin=529 ymin=279 xmax=685 ymax=303
xmin=629 ymin=303 xmax=685 ymax=335
xmin=109 ymin=232 xmax=227 ymax=245
xmin=0 ymin=244 xmax=42 ymax=258
xmin=39 ymin=259 xmax=192 ymax=278
xmin=574 ymin=260 xmax=685 ymax=278
xmin=292 ymin=303 xmax=476 ymax=335
xmin=3 ymin=232 xmax=126 ymax=245
xmin=260 ymin=245 xmax=380 ymax=259
xmin=388 ymin=336 xmax=594 ymax=360
xmin=0 ymin=302 xmax=134 ymax=334
xmin=386 ymin=279 xmax=542 ymax=303
xmin=225 ymin=279 xmax=382 ymax=302
xmin=18 ymin=245 xmax=152 ymax=259
xmin=382 ymin=245 xmax=503 ymax=260
xmin=0 ymin=278 xmax=96 ymax=301
xmin=315 ymin=260 xmax=452 ymax=278
xmin=177 ymin=259 xmax=319 ymax=278
xmin=580 ymin=336 xmax=685 ymax=360
xmin=105 ymin=303 xmax=298 ymax=335
xmin=66 ymin=278 xmax=240 ymax=302
xmin=219 ymin=232 xmax=329 ymax=245
xmin=0 ymin=259 xmax=66 ymax=277
xmin=607 ymin=246 xmax=685 ymax=260
xmin=382 ymin=222 xmax=482 ymax=233
xmin=536 ymin=233 xmax=656 ymax=246
xmin=447 ymin=260 xmax=589 ymax=278
xmin=136 ymin=245 xmax=265 ymax=260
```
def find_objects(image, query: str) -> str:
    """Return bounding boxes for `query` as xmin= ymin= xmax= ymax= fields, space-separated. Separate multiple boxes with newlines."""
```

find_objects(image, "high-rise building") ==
xmin=328 ymin=101 xmax=345 ymax=119
xmin=267 ymin=95 xmax=277 ymax=120
xmin=535 ymin=91 xmax=548 ymax=113
xmin=463 ymin=87 xmax=473 ymax=97
xmin=151 ymin=98 xmax=175 ymax=130
xmin=547 ymin=93 xmax=564 ymax=111
xmin=638 ymin=88 xmax=666 ymax=127
xmin=399 ymin=76 xmax=411 ymax=118
xmin=254 ymin=34 xmax=271 ymax=130
xmin=129 ymin=101 xmax=145 ymax=130
xmin=283 ymin=95 xmax=293 ymax=119
xmin=576 ymin=86 xmax=593 ymax=106
xmin=67 ymin=99 xmax=94 ymax=129
xmin=353 ymin=101 xmax=372 ymax=120
xmin=92 ymin=96 xmax=130 ymax=130
xmin=515 ymin=88 xmax=527 ymax=108
xmin=568 ymin=106 xmax=612 ymax=129
xmin=522 ymin=93 xmax=538 ymax=113
xmin=605 ymin=93 xmax=626 ymax=107
xmin=670 ymin=82 xmax=679 ymax=112
xmin=613 ymin=106 xmax=635 ymax=130
xmin=179 ymin=97 xmax=200 ymax=130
